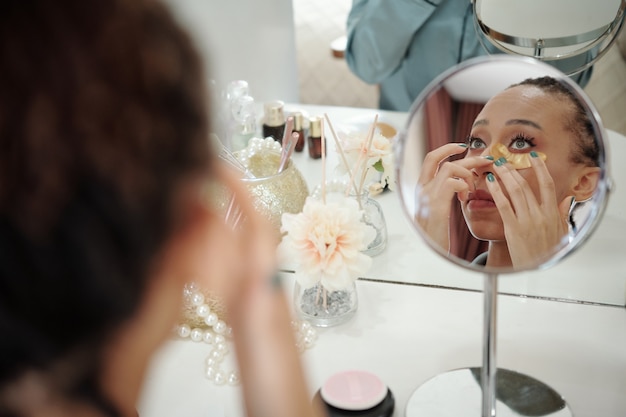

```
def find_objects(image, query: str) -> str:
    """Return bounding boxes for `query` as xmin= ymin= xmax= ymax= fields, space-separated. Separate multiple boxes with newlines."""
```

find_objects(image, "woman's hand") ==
xmin=416 ymin=143 xmax=493 ymax=252
xmin=487 ymin=154 xmax=572 ymax=269
xmin=212 ymin=166 xmax=323 ymax=417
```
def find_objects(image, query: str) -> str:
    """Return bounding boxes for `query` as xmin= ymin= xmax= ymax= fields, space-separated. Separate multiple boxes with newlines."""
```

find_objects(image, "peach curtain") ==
xmin=424 ymin=89 xmax=487 ymax=262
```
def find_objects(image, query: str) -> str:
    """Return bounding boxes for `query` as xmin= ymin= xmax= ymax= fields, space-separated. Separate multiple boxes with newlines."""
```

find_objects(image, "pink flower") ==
xmin=279 ymin=196 xmax=374 ymax=291
xmin=335 ymin=130 xmax=395 ymax=191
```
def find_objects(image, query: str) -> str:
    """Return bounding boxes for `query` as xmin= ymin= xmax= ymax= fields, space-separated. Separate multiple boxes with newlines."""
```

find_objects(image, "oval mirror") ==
xmin=396 ymin=55 xmax=611 ymax=274
xmin=474 ymin=0 xmax=626 ymax=75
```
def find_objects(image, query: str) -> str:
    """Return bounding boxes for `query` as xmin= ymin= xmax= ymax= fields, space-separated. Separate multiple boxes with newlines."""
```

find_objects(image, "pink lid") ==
xmin=320 ymin=370 xmax=387 ymax=411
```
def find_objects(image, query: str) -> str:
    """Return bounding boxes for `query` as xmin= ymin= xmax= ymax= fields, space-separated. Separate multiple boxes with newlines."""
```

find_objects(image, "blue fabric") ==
xmin=346 ymin=0 xmax=592 ymax=111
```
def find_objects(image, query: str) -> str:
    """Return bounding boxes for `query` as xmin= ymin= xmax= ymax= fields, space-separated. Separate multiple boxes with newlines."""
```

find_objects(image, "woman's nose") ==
xmin=472 ymin=161 xmax=494 ymax=180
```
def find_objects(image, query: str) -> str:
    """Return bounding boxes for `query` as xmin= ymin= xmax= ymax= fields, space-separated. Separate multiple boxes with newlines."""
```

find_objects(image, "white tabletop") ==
xmin=138 ymin=277 xmax=626 ymax=417
xmin=138 ymin=104 xmax=626 ymax=417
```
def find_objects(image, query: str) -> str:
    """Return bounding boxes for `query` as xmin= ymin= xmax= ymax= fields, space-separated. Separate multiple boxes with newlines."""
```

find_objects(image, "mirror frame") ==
xmin=473 ymin=0 xmax=626 ymax=75
xmin=394 ymin=55 xmax=612 ymax=275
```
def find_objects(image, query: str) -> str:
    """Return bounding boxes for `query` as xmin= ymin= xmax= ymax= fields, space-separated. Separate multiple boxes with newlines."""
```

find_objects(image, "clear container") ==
xmin=293 ymin=281 xmax=358 ymax=327
xmin=239 ymin=149 xmax=309 ymax=237
xmin=350 ymin=188 xmax=387 ymax=256
xmin=312 ymin=178 xmax=388 ymax=256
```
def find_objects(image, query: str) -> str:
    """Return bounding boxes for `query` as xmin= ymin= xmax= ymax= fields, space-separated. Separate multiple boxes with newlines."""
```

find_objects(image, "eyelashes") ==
xmin=508 ymin=133 xmax=536 ymax=151
xmin=465 ymin=133 xmax=536 ymax=152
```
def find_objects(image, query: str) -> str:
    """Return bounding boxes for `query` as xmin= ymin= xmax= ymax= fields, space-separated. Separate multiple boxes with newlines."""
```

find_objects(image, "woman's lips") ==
xmin=466 ymin=189 xmax=496 ymax=210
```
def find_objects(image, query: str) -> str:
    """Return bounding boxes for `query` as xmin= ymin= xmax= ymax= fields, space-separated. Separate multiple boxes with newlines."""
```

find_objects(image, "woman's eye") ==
xmin=509 ymin=135 xmax=534 ymax=151
xmin=468 ymin=136 xmax=486 ymax=150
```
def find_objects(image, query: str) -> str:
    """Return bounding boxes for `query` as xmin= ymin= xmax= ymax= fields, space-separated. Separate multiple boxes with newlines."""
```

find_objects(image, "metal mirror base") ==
xmin=405 ymin=367 xmax=572 ymax=417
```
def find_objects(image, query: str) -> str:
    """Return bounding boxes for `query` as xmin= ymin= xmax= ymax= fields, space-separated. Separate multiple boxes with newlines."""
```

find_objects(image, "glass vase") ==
xmin=241 ymin=153 xmax=308 ymax=235
xmin=293 ymin=281 xmax=358 ymax=327
xmin=350 ymin=189 xmax=388 ymax=256
xmin=232 ymin=141 xmax=309 ymax=237
xmin=312 ymin=178 xmax=388 ymax=256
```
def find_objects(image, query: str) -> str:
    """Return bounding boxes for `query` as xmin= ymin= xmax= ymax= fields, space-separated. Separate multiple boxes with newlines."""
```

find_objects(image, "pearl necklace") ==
xmin=175 ymin=282 xmax=317 ymax=386
xmin=235 ymin=137 xmax=282 ymax=168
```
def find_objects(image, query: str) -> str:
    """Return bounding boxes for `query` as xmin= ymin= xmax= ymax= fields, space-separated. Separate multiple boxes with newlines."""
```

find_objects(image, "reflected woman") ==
xmin=416 ymin=77 xmax=600 ymax=269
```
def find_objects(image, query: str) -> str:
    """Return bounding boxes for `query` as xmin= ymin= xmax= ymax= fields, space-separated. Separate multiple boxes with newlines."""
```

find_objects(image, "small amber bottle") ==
xmin=262 ymin=101 xmax=286 ymax=144
xmin=308 ymin=116 xmax=325 ymax=159
xmin=293 ymin=112 xmax=305 ymax=152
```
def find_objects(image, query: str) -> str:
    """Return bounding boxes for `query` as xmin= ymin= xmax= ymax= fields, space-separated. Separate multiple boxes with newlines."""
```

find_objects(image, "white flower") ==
xmin=279 ymin=196 xmax=374 ymax=291
xmin=335 ymin=130 xmax=395 ymax=191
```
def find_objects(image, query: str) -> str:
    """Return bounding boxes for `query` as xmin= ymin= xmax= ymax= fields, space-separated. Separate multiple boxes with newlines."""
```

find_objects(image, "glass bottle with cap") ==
xmin=292 ymin=112 xmax=305 ymax=152
xmin=308 ymin=116 xmax=325 ymax=159
xmin=230 ymin=94 xmax=257 ymax=151
xmin=262 ymin=100 xmax=286 ymax=144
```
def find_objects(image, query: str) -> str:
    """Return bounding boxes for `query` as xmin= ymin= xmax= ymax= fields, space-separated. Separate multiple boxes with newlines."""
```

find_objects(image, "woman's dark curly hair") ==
xmin=0 ymin=0 xmax=211 ymax=412
xmin=510 ymin=76 xmax=600 ymax=167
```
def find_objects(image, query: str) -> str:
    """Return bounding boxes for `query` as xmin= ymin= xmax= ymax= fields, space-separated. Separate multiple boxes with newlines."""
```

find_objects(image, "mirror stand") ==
xmin=405 ymin=273 xmax=573 ymax=417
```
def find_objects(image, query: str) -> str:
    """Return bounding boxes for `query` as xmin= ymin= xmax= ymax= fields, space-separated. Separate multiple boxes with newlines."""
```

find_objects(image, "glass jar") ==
xmin=293 ymin=281 xmax=358 ymax=327
xmin=239 ymin=148 xmax=309 ymax=237
xmin=350 ymin=189 xmax=387 ymax=256
xmin=312 ymin=178 xmax=388 ymax=256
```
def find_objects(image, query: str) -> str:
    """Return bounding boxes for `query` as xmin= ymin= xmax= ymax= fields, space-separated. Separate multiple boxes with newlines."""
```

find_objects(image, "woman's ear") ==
xmin=571 ymin=166 xmax=601 ymax=202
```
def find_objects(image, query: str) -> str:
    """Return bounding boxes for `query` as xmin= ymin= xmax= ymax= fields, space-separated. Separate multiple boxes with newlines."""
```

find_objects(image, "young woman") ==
xmin=0 ymin=1 xmax=322 ymax=417
xmin=416 ymin=77 xmax=601 ymax=269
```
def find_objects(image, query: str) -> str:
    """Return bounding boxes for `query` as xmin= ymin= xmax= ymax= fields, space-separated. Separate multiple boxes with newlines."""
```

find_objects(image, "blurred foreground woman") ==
xmin=0 ymin=1 xmax=322 ymax=417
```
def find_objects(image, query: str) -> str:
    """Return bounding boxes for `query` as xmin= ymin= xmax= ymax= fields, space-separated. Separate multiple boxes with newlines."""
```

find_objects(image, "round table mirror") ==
xmin=474 ymin=0 xmax=626 ymax=75
xmin=395 ymin=55 xmax=611 ymax=416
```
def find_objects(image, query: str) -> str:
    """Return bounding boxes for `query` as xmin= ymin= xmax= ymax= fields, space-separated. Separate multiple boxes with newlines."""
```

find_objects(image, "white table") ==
xmin=139 ymin=277 xmax=626 ymax=417
xmin=138 ymin=105 xmax=626 ymax=417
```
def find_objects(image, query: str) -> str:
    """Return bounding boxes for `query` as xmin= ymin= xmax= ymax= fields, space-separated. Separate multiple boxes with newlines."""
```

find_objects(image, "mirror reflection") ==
xmin=398 ymin=56 xmax=609 ymax=273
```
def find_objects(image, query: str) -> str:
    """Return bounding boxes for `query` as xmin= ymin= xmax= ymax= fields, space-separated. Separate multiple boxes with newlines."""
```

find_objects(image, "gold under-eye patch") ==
xmin=491 ymin=143 xmax=546 ymax=169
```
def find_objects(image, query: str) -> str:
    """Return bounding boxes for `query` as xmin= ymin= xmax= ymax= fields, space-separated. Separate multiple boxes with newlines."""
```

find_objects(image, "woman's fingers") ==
xmin=418 ymin=143 xmax=469 ymax=184
xmin=485 ymin=172 xmax=517 ymax=226
xmin=529 ymin=151 xmax=559 ymax=209
xmin=491 ymin=159 xmax=539 ymax=224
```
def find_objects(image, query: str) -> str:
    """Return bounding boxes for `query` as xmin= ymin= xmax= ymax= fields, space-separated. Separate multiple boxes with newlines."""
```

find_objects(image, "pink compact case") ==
xmin=314 ymin=370 xmax=394 ymax=417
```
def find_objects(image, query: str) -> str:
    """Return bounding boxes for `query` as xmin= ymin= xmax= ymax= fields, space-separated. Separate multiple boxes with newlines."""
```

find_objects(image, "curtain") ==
xmin=424 ymin=89 xmax=488 ymax=262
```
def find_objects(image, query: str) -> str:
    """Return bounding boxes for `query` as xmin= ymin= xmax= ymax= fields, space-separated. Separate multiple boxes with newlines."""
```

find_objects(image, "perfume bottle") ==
xmin=292 ymin=112 xmax=305 ymax=152
xmin=308 ymin=116 xmax=325 ymax=159
xmin=225 ymin=80 xmax=249 ymax=103
xmin=222 ymin=80 xmax=251 ymax=150
xmin=262 ymin=101 xmax=286 ymax=143
xmin=230 ymin=95 xmax=256 ymax=151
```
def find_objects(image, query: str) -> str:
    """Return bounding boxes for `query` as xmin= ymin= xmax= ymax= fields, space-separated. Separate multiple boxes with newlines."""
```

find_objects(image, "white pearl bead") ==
xmin=203 ymin=331 xmax=214 ymax=344
xmin=215 ymin=342 xmax=228 ymax=354
xmin=305 ymin=328 xmax=317 ymax=340
xmin=206 ymin=357 xmax=219 ymax=367
xmin=303 ymin=336 xmax=315 ymax=348
xmin=228 ymin=372 xmax=239 ymax=386
xmin=213 ymin=371 xmax=226 ymax=385
xmin=190 ymin=328 xmax=203 ymax=342
xmin=209 ymin=349 xmax=223 ymax=362
xmin=225 ymin=327 xmax=233 ymax=338
xmin=177 ymin=324 xmax=191 ymax=338
xmin=196 ymin=304 xmax=210 ymax=318
xmin=214 ymin=334 xmax=226 ymax=345
xmin=191 ymin=293 xmax=205 ymax=306
xmin=213 ymin=320 xmax=227 ymax=334
xmin=206 ymin=366 xmax=216 ymax=379
xmin=205 ymin=312 xmax=218 ymax=326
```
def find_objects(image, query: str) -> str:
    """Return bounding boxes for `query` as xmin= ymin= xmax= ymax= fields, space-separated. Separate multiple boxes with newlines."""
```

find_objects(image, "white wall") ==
xmin=163 ymin=0 xmax=300 ymax=104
